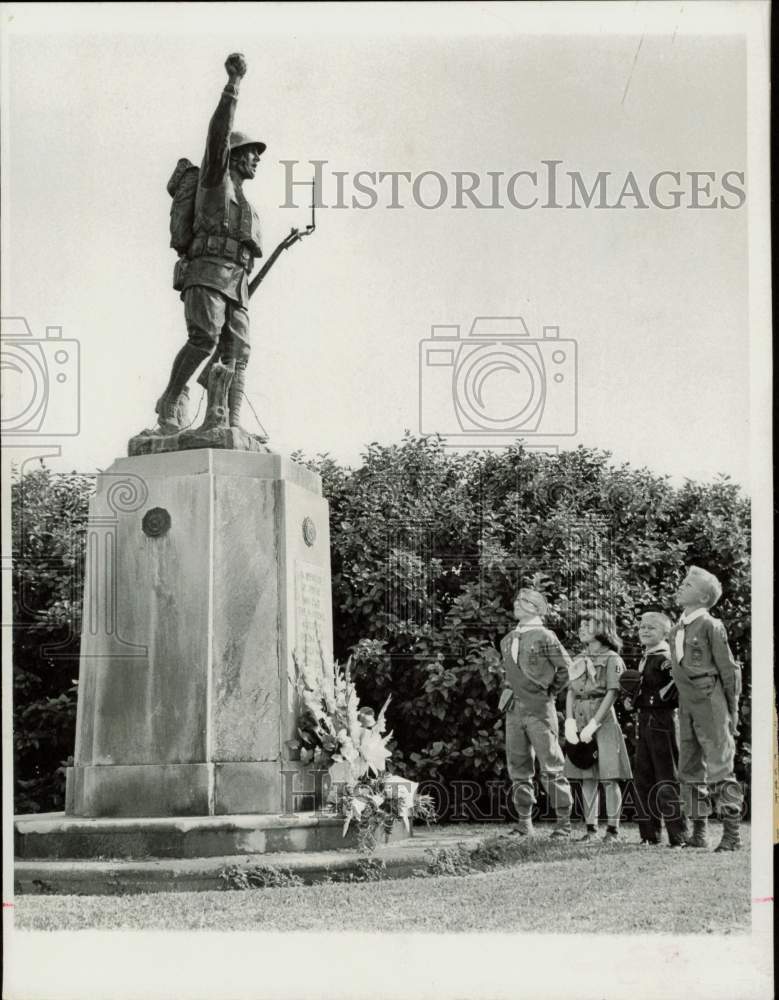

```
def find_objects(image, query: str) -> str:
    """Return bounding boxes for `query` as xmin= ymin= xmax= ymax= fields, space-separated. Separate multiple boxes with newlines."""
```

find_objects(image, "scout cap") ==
xmin=564 ymin=739 xmax=599 ymax=770
xmin=229 ymin=131 xmax=267 ymax=155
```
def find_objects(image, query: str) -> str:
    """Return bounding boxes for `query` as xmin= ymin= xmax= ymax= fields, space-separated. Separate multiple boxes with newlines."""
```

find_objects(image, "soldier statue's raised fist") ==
xmin=225 ymin=53 xmax=247 ymax=80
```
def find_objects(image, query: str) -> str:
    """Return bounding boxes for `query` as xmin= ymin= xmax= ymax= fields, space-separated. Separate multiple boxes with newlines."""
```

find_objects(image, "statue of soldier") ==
xmin=152 ymin=52 xmax=265 ymax=439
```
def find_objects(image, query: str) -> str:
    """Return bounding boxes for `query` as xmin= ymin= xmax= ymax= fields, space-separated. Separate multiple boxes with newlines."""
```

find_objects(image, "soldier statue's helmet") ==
xmin=229 ymin=131 xmax=267 ymax=156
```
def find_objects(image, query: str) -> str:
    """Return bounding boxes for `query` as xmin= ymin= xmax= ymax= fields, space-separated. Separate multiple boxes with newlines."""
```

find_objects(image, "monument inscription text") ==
xmin=295 ymin=561 xmax=328 ymax=675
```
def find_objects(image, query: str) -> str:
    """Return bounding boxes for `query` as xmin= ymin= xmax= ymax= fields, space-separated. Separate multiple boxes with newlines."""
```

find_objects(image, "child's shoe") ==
xmin=550 ymin=816 xmax=572 ymax=840
xmin=577 ymin=824 xmax=598 ymax=843
xmin=714 ymin=835 xmax=742 ymax=852
xmin=714 ymin=813 xmax=742 ymax=852
xmin=603 ymin=826 xmax=619 ymax=843
xmin=685 ymin=819 xmax=709 ymax=848
xmin=640 ymin=838 xmax=660 ymax=846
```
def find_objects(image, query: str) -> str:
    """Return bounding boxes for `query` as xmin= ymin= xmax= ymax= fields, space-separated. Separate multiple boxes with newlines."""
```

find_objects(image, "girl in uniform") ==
xmin=564 ymin=609 xmax=633 ymax=841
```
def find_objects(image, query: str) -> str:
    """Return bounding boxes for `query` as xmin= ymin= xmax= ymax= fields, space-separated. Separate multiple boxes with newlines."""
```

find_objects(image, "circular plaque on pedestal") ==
xmin=302 ymin=516 xmax=317 ymax=547
xmin=142 ymin=507 xmax=171 ymax=538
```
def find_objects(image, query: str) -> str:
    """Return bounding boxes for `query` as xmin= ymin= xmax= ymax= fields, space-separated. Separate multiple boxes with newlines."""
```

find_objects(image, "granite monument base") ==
xmin=66 ymin=449 xmax=334 ymax=819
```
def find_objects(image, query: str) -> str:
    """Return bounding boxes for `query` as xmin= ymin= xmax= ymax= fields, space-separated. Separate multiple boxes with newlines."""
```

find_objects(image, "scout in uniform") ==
xmin=625 ymin=612 xmax=687 ymax=847
xmin=669 ymin=566 xmax=743 ymax=852
xmin=499 ymin=588 xmax=574 ymax=839
xmin=564 ymin=610 xmax=633 ymax=842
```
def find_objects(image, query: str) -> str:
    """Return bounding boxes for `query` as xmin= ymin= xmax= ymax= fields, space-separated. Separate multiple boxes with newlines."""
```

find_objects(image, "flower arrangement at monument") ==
xmin=295 ymin=653 xmax=435 ymax=852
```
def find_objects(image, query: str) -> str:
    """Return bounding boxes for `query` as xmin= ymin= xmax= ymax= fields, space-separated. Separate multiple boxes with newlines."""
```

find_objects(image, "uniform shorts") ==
xmin=184 ymin=285 xmax=250 ymax=362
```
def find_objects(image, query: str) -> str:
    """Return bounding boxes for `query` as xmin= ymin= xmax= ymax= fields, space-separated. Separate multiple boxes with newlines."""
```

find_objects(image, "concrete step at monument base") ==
xmin=14 ymin=847 xmax=411 ymax=895
xmin=13 ymin=827 xmax=491 ymax=896
xmin=14 ymin=811 xmax=412 ymax=861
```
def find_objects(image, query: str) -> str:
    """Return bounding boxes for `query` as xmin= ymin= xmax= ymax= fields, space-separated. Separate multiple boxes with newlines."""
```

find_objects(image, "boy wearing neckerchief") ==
xmin=499 ymin=588 xmax=574 ymax=839
xmin=669 ymin=566 xmax=743 ymax=852
xmin=626 ymin=612 xmax=687 ymax=847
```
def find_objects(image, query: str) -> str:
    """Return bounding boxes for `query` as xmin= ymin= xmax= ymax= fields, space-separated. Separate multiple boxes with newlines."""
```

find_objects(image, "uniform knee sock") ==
xmin=228 ymin=359 xmax=248 ymax=427
xmin=603 ymin=781 xmax=622 ymax=827
xmin=581 ymin=779 xmax=599 ymax=826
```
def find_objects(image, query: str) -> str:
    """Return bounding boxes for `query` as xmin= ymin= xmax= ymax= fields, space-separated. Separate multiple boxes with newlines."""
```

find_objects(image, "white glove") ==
xmin=579 ymin=719 xmax=599 ymax=743
xmin=564 ymin=718 xmax=579 ymax=744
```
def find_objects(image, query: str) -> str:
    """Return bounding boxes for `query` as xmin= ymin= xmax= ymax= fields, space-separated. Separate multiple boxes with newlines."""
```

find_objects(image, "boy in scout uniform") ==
xmin=670 ymin=566 xmax=743 ymax=851
xmin=627 ymin=612 xmax=687 ymax=847
xmin=499 ymin=588 xmax=573 ymax=838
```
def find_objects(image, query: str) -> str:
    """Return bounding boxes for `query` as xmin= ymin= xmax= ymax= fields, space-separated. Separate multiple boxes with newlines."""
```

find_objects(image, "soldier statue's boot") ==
xmin=153 ymin=386 xmax=191 ymax=435
xmin=714 ymin=811 xmax=742 ymax=853
xmin=226 ymin=359 xmax=269 ymax=442
xmin=154 ymin=343 xmax=210 ymax=435
xmin=174 ymin=385 xmax=191 ymax=429
xmin=685 ymin=818 xmax=709 ymax=849
xmin=153 ymin=395 xmax=181 ymax=436
xmin=228 ymin=359 xmax=247 ymax=429
xmin=180 ymin=361 xmax=233 ymax=435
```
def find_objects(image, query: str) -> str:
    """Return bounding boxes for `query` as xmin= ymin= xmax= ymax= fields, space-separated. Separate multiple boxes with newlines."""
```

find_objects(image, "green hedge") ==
xmin=12 ymin=465 xmax=95 ymax=813
xmin=12 ymin=439 xmax=750 ymax=815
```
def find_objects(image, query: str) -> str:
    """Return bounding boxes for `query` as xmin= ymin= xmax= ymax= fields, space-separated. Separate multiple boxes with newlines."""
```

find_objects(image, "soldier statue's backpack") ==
xmin=167 ymin=158 xmax=200 ymax=255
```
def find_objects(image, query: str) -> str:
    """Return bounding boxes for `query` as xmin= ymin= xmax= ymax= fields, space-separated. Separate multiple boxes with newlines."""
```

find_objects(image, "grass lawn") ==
xmin=15 ymin=822 xmax=750 ymax=934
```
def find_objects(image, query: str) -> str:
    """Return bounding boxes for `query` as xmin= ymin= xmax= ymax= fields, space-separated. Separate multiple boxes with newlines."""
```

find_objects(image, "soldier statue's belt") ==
xmin=189 ymin=234 xmax=253 ymax=268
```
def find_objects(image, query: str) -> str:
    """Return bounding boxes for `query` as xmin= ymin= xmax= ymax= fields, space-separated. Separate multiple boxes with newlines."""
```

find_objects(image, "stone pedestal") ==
xmin=65 ymin=449 xmax=334 ymax=817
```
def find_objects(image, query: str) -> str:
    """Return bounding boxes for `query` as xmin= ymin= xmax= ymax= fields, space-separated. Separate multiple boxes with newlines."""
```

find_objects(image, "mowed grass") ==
xmin=15 ymin=822 xmax=750 ymax=934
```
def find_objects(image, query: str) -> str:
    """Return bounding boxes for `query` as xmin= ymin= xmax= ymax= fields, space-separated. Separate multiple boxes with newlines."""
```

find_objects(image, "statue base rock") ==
xmin=65 ymin=448 xmax=333 ymax=817
xmin=128 ymin=425 xmax=269 ymax=457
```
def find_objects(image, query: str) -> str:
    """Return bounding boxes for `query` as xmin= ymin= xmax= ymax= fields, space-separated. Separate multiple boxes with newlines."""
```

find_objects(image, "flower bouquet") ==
xmin=294 ymin=651 xmax=435 ymax=852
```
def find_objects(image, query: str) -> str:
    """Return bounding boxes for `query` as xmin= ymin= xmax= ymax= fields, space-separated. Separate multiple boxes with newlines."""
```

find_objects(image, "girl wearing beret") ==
xmin=564 ymin=609 xmax=633 ymax=841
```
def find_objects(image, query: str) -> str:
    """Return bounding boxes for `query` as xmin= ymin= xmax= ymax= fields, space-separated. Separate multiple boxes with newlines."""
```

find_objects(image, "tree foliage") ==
xmin=12 ymin=464 xmax=95 ymax=813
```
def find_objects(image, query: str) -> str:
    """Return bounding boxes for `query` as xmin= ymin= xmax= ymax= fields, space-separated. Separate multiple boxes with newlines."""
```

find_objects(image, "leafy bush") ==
xmin=420 ymin=844 xmax=476 ymax=877
xmin=419 ymin=831 xmax=641 ymax=879
xmin=11 ymin=465 xmax=95 ymax=813
xmin=324 ymin=857 xmax=390 ymax=883
xmin=219 ymin=863 xmax=304 ymax=890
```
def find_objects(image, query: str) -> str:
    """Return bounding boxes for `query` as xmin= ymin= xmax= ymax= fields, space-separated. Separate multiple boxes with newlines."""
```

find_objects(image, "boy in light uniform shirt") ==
xmin=669 ymin=566 xmax=743 ymax=852
xmin=499 ymin=588 xmax=574 ymax=838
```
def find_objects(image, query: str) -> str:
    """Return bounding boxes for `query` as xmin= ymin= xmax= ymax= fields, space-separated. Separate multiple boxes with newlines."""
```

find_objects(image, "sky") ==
xmin=0 ymin=7 xmax=756 ymax=490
